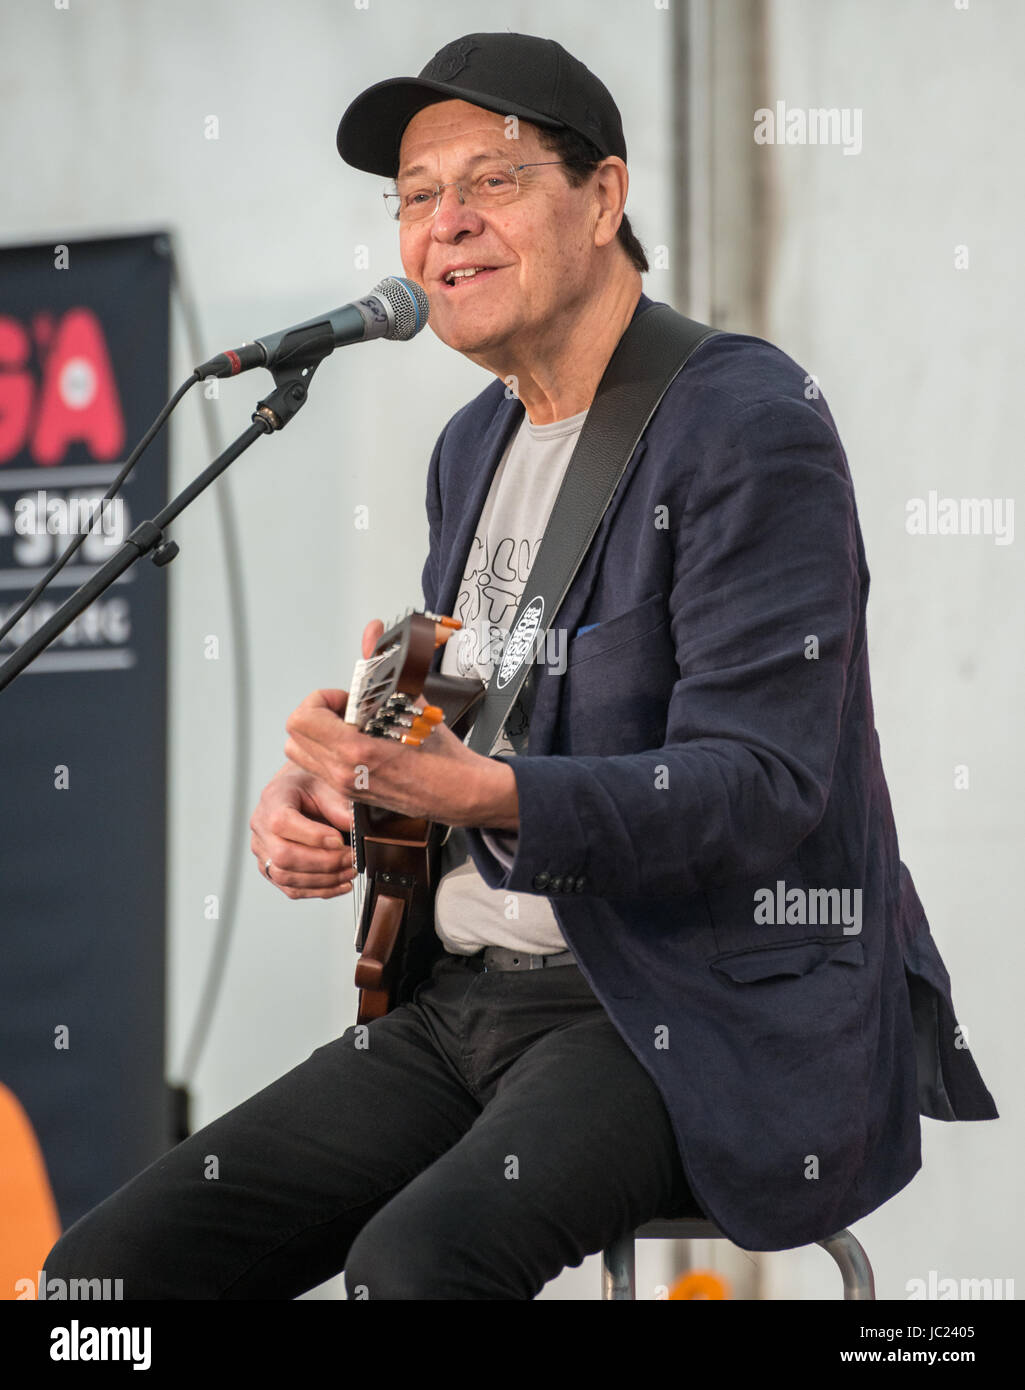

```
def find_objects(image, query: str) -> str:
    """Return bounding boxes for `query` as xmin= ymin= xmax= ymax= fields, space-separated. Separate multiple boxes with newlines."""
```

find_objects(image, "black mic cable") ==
xmin=0 ymin=371 xmax=201 ymax=643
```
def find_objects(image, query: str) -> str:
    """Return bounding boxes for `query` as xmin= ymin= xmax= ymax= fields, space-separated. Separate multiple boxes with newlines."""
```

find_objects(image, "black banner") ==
xmin=0 ymin=234 xmax=171 ymax=1260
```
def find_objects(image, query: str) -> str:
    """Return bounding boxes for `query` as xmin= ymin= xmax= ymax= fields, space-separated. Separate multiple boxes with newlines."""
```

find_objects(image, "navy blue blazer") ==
xmin=419 ymin=292 xmax=998 ymax=1252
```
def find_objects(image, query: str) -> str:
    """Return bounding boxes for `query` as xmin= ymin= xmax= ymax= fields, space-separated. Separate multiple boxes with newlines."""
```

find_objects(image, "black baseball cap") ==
xmin=336 ymin=32 xmax=627 ymax=178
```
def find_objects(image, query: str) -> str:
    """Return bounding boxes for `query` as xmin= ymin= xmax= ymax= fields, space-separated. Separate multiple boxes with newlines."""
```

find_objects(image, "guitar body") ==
xmin=352 ymin=811 xmax=440 ymax=1023
xmin=350 ymin=640 xmax=485 ymax=1024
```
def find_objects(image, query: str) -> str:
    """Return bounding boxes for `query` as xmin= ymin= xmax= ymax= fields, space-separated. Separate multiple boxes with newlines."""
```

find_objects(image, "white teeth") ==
xmin=446 ymin=267 xmax=486 ymax=284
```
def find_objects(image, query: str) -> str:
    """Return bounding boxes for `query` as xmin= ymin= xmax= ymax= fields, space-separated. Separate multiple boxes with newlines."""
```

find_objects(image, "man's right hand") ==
xmin=250 ymin=764 xmax=356 ymax=899
xmin=251 ymin=621 xmax=385 ymax=899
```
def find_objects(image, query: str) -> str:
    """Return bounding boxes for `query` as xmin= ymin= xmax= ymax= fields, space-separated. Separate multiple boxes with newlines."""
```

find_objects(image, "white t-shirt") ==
xmin=433 ymin=403 xmax=588 ymax=955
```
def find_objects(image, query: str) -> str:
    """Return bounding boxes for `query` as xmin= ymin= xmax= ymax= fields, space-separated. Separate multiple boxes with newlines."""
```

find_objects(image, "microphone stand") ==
xmin=0 ymin=355 xmax=321 ymax=694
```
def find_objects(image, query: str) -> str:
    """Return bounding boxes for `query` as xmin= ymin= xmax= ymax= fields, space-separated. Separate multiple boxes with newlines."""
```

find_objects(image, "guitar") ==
xmin=344 ymin=611 xmax=486 ymax=1024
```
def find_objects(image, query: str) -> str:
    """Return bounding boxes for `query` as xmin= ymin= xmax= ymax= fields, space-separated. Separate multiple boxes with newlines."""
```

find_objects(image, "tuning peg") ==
xmin=402 ymin=707 xmax=445 ymax=746
xmin=424 ymin=610 xmax=461 ymax=630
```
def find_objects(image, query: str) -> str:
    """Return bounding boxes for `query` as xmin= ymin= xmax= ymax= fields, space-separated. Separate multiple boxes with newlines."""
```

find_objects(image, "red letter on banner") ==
xmin=0 ymin=317 xmax=34 ymax=464
xmin=31 ymin=308 xmax=125 ymax=465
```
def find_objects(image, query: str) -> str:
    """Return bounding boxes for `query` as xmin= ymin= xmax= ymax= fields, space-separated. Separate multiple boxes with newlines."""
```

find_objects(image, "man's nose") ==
xmin=432 ymin=183 xmax=483 ymax=237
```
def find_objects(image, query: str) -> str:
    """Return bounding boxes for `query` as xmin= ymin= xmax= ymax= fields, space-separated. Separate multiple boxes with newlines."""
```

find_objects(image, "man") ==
xmin=45 ymin=32 xmax=996 ymax=1300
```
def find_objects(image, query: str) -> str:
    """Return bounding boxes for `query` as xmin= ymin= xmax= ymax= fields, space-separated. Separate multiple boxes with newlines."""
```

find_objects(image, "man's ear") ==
xmin=593 ymin=157 xmax=629 ymax=249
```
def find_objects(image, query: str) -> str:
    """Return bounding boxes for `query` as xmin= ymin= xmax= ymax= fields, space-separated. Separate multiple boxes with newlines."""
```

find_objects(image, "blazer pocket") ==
xmin=567 ymin=592 xmax=667 ymax=667
xmin=710 ymin=936 xmax=864 ymax=984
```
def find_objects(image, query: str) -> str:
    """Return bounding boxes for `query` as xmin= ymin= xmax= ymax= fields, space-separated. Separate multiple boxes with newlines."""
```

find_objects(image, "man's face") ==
xmin=395 ymin=100 xmax=599 ymax=359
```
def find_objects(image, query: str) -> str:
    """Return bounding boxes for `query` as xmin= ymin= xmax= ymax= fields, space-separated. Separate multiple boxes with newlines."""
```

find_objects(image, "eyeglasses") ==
xmin=384 ymin=161 xmax=571 ymax=223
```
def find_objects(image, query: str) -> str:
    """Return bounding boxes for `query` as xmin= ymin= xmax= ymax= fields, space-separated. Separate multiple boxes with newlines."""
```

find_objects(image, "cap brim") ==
xmin=336 ymin=77 xmax=564 ymax=177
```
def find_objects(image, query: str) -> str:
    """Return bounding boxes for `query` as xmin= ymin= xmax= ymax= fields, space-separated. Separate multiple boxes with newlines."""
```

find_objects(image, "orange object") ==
xmin=668 ymin=1269 xmax=730 ymax=1300
xmin=0 ymin=1083 xmax=61 ymax=1299
xmin=407 ymin=707 xmax=445 ymax=744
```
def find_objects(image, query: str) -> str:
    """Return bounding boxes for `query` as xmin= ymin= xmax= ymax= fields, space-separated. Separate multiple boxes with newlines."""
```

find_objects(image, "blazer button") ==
xmin=532 ymin=872 xmax=551 ymax=890
xmin=574 ymin=876 xmax=586 ymax=892
xmin=549 ymin=876 xmax=563 ymax=893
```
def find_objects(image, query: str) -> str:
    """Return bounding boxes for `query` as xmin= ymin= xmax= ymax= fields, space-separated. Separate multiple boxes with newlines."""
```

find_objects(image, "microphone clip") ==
xmin=251 ymin=358 xmax=321 ymax=432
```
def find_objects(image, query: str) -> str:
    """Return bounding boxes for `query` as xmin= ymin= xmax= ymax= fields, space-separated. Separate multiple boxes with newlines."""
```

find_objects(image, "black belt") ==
xmin=467 ymin=946 xmax=578 ymax=972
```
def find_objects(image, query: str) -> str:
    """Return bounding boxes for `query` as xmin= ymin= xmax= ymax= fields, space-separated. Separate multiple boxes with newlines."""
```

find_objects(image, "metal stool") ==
xmin=601 ymin=1218 xmax=875 ymax=1299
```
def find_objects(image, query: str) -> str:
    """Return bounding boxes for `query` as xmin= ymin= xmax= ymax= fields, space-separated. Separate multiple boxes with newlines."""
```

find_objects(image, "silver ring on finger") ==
xmin=263 ymin=858 xmax=274 ymax=881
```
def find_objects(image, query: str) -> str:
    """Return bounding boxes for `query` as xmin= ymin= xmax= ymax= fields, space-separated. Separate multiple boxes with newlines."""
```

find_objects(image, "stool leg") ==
xmin=601 ymin=1233 xmax=636 ymax=1300
xmin=817 ymin=1229 xmax=876 ymax=1299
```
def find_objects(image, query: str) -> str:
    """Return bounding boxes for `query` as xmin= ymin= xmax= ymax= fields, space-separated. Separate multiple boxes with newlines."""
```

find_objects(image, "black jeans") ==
xmin=44 ymin=949 xmax=700 ymax=1299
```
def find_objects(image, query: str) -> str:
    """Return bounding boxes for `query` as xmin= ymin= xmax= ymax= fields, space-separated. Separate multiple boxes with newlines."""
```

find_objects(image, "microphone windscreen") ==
xmin=375 ymin=276 xmax=430 ymax=340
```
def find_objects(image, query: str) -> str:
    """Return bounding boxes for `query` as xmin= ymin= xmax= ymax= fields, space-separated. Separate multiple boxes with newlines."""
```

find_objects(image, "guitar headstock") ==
xmin=344 ymin=610 xmax=460 ymax=748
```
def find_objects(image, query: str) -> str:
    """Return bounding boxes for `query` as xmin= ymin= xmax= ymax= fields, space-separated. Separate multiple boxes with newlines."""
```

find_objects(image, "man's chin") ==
xmin=430 ymin=316 xmax=510 ymax=359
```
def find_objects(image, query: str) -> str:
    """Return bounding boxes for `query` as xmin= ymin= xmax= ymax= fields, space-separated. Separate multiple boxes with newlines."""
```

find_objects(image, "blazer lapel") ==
xmin=434 ymin=389 xmax=524 ymax=620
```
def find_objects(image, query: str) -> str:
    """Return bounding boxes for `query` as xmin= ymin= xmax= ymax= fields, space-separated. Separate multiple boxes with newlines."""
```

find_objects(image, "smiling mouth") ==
xmin=440 ymin=267 xmax=503 ymax=290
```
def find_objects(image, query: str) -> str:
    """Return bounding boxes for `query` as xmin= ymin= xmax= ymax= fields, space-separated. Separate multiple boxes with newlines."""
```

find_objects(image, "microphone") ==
xmin=195 ymin=276 xmax=430 ymax=379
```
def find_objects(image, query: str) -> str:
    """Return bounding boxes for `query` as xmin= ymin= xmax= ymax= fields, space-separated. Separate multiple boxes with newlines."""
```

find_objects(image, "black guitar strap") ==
xmin=465 ymin=301 xmax=719 ymax=758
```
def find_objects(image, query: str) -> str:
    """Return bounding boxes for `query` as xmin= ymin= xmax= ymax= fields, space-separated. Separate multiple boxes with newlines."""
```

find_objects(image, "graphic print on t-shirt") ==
xmin=451 ymin=534 xmax=539 ymax=669
xmin=450 ymin=533 xmax=542 ymax=745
